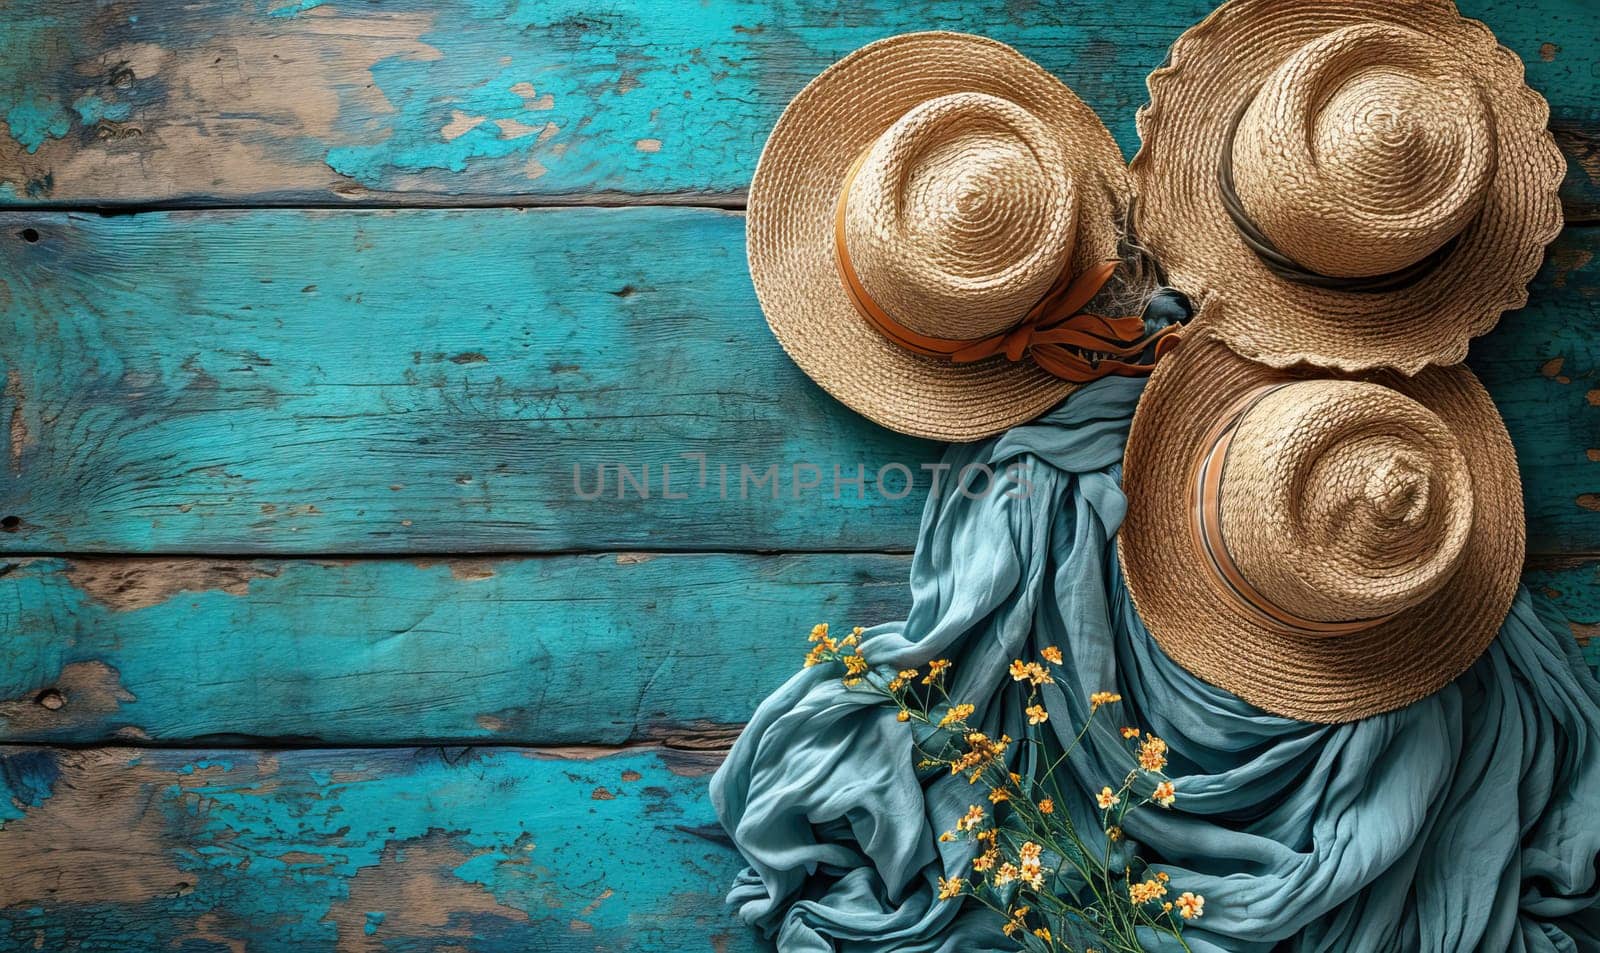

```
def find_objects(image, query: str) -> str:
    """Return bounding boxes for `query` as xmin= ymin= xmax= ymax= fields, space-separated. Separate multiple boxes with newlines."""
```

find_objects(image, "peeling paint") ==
xmin=6 ymin=368 xmax=26 ymax=472
xmin=67 ymin=559 xmax=275 ymax=611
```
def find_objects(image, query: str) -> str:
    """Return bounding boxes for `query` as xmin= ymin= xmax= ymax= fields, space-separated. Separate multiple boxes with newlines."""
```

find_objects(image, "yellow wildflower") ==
xmin=1129 ymin=878 xmax=1168 ymax=904
xmin=808 ymin=623 xmax=829 ymax=643
xmin=993 ymin=863 xmax=1019 ymax=887
xmin=988 ymin=787 xmax=1010 ymax=804
xmin=1025 ymin=704 xmax=1049 ymax=725
xmin=1097 ymin=786 xmax=1121 ymax=810
xmin=1153 ymin=780 xmax=1176 ymax=808
xmin=1089 ymin=691 xmax=1122 ymax=710
xmin=1139 ymin=734 xmax=1169 ymax=773
xmin=956 ymin=804 xmax=985 ymax=832
xmin=936 ymin=876 xmax=964 ymax=901
xmin=1041 ymin=645 xmax=1063 ymax=664
xmin=1021 ymin=860 xmax=1044 ymax=890
xmin=896 ymin=709 xmax=910 ymax=722
xmin=1009 ymin=660 xmax=1050 ymax=686
xmin=843 ymin=653 xmax=868 ymax=677
xmin=939 ymin=703 xmax=975 ymax=727
xmin=888 ymin=668 xmax=918 ymax=692
xmin=950 ymin=732 xmax=1011 ymax=783
xmin=922 ymin=659 xmax=951 ymax=685
xmin=938 ymin=831 xmax=955 ymax=842
xmin=972 ymin=848 xmax=998 ymax=872
xmin=1038 ymin=797 xmax=1054 ymax=815
xmin=1176 ymin=891 xmax=1205 ymax=920
xmin=976 ymin=828 xmax=997 ymax=845
xmin=1106 ymin=825 xmax=1123 ymax=842
xmin=1121 ymin=726 xmax=1140 ymax=739
xmin=843 ymin=676 xmax=862 ymax=687
xmin=1019 ymin=841 xmax=1042 ymax=863
xmin=1033 ymin=927 xmax=1052 ymax=941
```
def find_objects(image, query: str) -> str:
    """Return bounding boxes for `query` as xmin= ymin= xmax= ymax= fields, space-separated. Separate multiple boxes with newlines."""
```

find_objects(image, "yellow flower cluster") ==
xmin=799 ymin=623 xmax=1210 ymax=950
xmin=1009 ymin=659 xmax=1051 ymax=686
xmin=1129 ymin=874 xmax=1168 ymax=905
xmin=1090 ymin=691 xmax=1123 ymax=710
xmin=940 ymin=702 xmax=975 ymax=727
xmin=1139 ymin=734 xmax=1169 ymax=773
xmin=950 ymin=731 xmax=1012 ymax=783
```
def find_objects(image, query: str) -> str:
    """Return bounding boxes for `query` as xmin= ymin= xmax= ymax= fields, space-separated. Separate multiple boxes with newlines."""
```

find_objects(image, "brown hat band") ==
xmin=1216 ymin=94 xmax=1461 ymax=295
xmin=833 ymin=152 xmax=1182 ymax=383
xmin=1190 ymin=383 xmax=1399 ymax=637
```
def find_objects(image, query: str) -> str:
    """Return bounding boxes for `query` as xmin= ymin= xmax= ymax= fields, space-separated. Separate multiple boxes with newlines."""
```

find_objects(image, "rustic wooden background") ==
xmin=0 ymin=1 xmax=1595 ymax=950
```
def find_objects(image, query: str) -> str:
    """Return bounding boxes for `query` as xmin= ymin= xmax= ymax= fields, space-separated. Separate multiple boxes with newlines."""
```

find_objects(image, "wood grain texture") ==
xmin=0 ymin=553 xmax=910 ymax=745
xmin=0 ymin=206 xmax=936 ymax=553
xmin=0 ymin=744 xmax=767 ymax=952
xmin=0 ymin=554 xmax=1592 ymax=747
xmin=2 ymin=207 xmax=1598 ymax=554
xmin=0 ymin=0 xmax=1596 ymax=217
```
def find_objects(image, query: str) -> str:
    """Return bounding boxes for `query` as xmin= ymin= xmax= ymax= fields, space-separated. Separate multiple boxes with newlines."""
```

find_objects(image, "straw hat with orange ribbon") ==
xmin=748 ymin=32 xmax=1179 ymax=442
xmin=1118 ymin=332 xmax=1523 ymax=723
xmin=1130 ymin=0 xmax=1565 ymax=374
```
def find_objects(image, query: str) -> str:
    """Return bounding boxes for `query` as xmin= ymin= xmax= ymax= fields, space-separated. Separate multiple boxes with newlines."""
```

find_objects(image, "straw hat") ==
xmin=1130 ymin=0 xmax=1565 ymax=374
xmin=749 ymin=33 xmax=1175 ymax=442
xmin=1119 ymin=333 xmax=1523 ymax=723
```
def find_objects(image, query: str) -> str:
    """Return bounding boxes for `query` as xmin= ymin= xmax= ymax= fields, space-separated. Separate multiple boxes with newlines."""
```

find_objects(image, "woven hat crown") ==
xmin=842 ymin=92 xmax=1079 ymax=340
xmin=1215 ymin=380 xmax=1475 ymax=627
xmin=1230 ymin=22 xmax=1497 ymax=279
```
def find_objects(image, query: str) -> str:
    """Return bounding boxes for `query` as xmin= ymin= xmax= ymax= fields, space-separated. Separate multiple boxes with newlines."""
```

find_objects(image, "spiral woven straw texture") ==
xmin=1130 ymin=0 xmax=1565 ymax=374
xmin=1119 ymin=333 xmax=1524 ymax=723
xmin=747 ymin=32 xmax=1132 ymax=441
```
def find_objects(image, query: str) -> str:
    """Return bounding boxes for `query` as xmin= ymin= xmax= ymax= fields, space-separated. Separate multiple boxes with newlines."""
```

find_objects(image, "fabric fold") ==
xmin=711 ymin=376 xmax=1600 ymax=952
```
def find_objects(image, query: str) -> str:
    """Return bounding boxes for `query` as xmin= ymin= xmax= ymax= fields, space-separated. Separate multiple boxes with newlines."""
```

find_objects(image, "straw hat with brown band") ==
xmin=1119 ymin=333 xmax=1524 ymax=723
xmin=1130 ymin=0 xmax=1565 ymax=374
xmin=748 ymin=32 xmax=1181 ymax=443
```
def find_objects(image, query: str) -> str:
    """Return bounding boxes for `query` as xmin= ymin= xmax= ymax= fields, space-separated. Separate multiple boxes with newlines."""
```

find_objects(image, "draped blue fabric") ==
xmin=710 ymin=376 xmax=1600 ymax=952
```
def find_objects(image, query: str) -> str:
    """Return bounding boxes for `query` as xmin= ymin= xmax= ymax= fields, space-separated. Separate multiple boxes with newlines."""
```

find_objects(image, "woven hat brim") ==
xmin=1129 ymin=0 xmax=1565 ymax=375
xmin=748 ymin=32 xmax=1133 ymax=442
xmin=1118 ymin=332 xmax=1524 ymax=723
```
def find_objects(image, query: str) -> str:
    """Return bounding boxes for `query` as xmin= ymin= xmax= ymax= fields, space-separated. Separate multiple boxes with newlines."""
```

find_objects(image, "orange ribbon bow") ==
xmin=834 ymin=162 xmax=1181 ymax=382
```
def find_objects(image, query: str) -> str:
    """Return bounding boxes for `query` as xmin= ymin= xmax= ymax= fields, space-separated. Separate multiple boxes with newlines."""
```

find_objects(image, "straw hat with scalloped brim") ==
xmin=748 ymin=32 xmax=1138 ymax=442
xmin=1130 ymin=0 xmax=1564 ymax=374
xmin=1118 ymin=332 xmax=1523 ymax=723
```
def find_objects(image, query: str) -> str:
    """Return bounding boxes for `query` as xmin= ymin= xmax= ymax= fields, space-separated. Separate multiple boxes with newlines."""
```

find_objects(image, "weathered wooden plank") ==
xmin=1 ymin=0 xmax=1596 ymax=217
xmin=0 ymin=744 xmax=766 ymax=952
xmin=1 ymin=554 xmax=1592 ymax=747
xmin=1524 ymin=558 xmax=1600 ymax=667
xmin=2 ymin=207 xmax=1597 ymax=554
xmin=0 ymin=553 xmax=909 ymax=745
xmin=0 ymin=206 xmax=936 ymax=553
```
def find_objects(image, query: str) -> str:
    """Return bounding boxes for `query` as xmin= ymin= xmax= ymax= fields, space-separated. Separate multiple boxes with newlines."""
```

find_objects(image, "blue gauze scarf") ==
xmin=711 ymin=376 xmax=1600 ymax=952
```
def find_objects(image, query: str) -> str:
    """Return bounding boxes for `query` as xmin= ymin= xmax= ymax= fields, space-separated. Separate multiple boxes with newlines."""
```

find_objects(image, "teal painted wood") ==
xmin=0 ymin=0 xmax=1595 ymax=216
xmin=1526 ymin=559 xmax=1600 ymax=663
xmin=1 ymin=207 xmax=1597 ymax=554
xmin=0 ymin=744 xmax=767 ymax=952
xmin=0 ymin=554 xmax=1591 ymax=747
xmin=0 ymin=206 xmax=936 ymax=553
xmin=0 ymin=553 xmax=910 ymax=745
